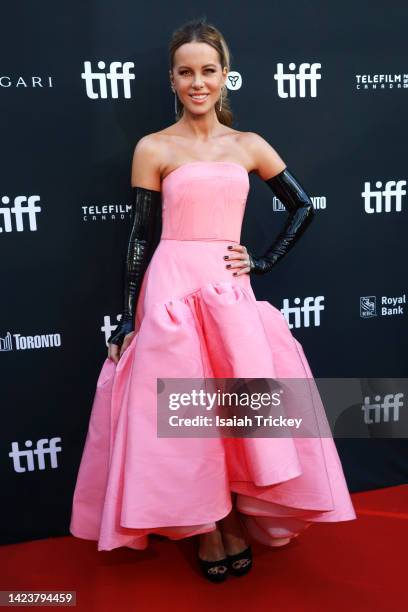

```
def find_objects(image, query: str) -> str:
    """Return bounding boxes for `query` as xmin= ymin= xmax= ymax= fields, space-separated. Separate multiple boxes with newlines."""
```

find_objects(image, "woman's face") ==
xmin=170 ymin=42 xmax=227 ymax=115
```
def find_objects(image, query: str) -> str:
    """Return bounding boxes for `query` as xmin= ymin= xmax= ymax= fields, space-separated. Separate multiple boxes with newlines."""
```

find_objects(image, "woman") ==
xmin=70 ymin=18 xmax=357 ymax=583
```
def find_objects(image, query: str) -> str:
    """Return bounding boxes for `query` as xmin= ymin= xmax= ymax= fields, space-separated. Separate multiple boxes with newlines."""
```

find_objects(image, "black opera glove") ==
xmin=107 ymin=186 xmax=161 ymax=347
xmin=247 ymin=168 xmax=315 ymax=275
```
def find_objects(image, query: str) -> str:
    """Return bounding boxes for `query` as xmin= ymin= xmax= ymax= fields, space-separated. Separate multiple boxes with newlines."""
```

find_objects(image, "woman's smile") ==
xmin=189 ymin=93 xmax=210 ymax=103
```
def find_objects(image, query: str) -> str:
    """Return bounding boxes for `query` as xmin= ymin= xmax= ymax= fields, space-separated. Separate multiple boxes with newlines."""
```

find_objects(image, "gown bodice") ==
xmin=160 ymin=161 xmax=250 ymax=243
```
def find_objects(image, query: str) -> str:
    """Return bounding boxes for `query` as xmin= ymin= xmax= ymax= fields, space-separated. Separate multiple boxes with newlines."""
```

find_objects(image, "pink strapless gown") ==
xmin=69 ymin=161 xmax=357 ymax=551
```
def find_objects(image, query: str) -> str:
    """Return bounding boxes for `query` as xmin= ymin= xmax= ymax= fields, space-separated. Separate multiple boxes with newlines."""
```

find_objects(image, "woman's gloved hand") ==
xmin=247 ymin=168 xmax=315 ymax=274
xmin=108 ymin=185 xmax=161 ymax=364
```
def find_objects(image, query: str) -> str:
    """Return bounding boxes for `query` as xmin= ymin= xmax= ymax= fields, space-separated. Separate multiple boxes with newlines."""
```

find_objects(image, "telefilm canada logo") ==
xmin=360 ymin=294 xmax=406 ymax=318
xmin=0 ymin=194 xmax=42 ymax=233
xmin=274 ymin=62 xmax=322 ymax=98
xmin=0 ymin=331 xmax=61 ymax=351
xmin=81 ymin=201 xmax=132 ymax=223
xmin=362 ymin=179 xmax=406 ymax=213
xmin=355 ymin=72 xmax=408 ymax=91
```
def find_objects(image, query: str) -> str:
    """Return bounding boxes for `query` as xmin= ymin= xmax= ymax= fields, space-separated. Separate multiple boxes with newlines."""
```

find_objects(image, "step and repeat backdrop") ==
xmin=1 ymin=2 xmax=407 ymax=545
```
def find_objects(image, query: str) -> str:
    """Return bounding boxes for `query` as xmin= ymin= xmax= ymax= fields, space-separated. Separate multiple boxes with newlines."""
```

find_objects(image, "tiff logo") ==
xmin=281 ymin=296 xmax=325 ymax=329
xmin=9 ymin=438 xmax=62 ymax=472
xmin=274 ymin=62 xmax=321 ymax=98
xmin=362 ymin=179 xmax=406 ymax=213
xmin=0 ymin=195 xmax=41 ymax=232
xmin=361 ymin=393 xmax=403 ymax=424
xmin=81 ymin=61 xmax=135 ymax=99
xmin=102 ymin=314 xmax=122 ymax=344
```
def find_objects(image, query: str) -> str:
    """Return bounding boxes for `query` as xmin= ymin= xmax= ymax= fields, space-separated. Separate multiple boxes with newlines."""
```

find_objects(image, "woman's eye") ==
xmin=179 ymin=69 xmax=216 ymax=75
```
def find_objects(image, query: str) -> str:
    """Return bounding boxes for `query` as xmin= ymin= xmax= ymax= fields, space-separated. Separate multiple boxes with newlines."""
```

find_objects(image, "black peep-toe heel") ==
xmin=197 ymin=554 xmax=229 ymax=583
xmin=226 ymin=544 xmax=253 ymax=577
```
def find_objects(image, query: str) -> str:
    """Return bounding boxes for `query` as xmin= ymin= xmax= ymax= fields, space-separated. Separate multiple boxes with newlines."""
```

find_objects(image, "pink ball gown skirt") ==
xmin=69 ymin=162 xmax=357 ymax=551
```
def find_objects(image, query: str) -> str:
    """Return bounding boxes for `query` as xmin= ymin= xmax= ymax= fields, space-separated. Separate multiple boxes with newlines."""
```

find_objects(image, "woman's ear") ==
xmin=223 ymin=67 xmax=228 ymax=87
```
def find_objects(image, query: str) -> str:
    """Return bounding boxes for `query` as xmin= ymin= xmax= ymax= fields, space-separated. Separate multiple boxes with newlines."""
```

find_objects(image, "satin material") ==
xmin=70 ymin=161 xmax=356 ymax=551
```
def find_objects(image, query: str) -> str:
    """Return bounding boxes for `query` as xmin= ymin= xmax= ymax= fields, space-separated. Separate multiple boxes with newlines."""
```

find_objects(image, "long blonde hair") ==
xmin=168 ymin=17 xmax=234 ymax=127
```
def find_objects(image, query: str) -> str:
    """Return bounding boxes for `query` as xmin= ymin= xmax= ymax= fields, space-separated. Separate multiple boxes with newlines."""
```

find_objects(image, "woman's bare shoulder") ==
xmin=238 ymin=131 xmax=287 ymax=180
xmin=130 ymin=132 xmax=166 ymax=190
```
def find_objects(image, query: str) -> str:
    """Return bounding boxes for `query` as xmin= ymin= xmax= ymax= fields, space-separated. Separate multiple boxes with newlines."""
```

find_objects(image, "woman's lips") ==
xmin=189 ymin=94 xmax=209 ymax=103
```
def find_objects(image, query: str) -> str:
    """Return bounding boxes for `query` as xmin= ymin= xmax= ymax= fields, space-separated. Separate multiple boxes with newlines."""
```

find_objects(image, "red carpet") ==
xmin=1 ymin=484 xmax=406 ymax=611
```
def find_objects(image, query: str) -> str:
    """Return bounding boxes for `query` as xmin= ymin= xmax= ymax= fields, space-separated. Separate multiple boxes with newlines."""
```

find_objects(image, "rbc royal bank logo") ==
xmin=360 ymin=294 xmax=405 ymax=318
xmin=360 ymin=296 xmax=377 ymax=318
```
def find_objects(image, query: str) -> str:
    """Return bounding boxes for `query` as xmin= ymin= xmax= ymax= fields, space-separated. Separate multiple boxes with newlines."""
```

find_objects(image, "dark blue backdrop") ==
xmin=1 ymin=1 xmax=407 ymax=545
